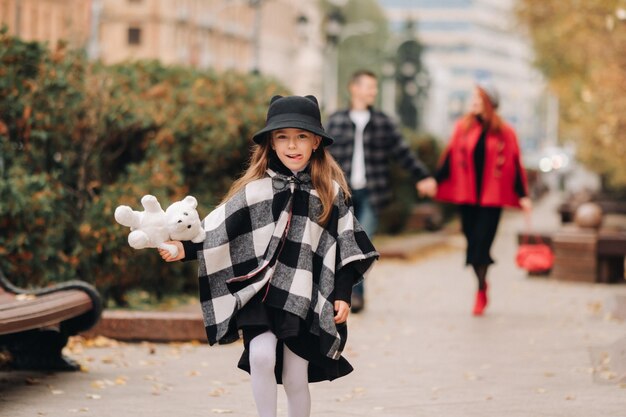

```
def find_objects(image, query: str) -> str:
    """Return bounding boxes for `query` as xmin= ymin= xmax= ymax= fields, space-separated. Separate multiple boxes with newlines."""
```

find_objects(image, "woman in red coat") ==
xmin=435 ymin=82 xmax=532 ymax=316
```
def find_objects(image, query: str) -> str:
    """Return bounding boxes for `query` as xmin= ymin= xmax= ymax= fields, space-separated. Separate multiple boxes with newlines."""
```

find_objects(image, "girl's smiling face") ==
xmin=271 ymin=128 xmax=321 ymax=172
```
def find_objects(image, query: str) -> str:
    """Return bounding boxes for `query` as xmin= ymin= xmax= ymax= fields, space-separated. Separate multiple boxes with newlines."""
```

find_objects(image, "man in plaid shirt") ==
xmin=326 ymin=69 xmax=437 ymax=312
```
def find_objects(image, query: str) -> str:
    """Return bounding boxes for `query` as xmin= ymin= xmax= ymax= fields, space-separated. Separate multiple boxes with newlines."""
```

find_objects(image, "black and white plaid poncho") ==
xmin=197 ymin=167 xmax=378 ymax=360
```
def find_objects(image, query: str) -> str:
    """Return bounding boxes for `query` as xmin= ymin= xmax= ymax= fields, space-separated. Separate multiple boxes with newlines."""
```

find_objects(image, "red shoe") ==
xmin=472 ymin=289 xmax=488 ymax=316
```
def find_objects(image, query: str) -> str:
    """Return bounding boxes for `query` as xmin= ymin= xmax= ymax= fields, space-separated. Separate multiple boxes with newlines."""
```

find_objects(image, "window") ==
xmin=128 ymin=27 xmax=142 ymax=45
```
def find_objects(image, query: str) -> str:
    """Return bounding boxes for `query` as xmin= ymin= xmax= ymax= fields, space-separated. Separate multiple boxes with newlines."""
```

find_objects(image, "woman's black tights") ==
xmin=472 ymin=264 xmax=489 ymax=291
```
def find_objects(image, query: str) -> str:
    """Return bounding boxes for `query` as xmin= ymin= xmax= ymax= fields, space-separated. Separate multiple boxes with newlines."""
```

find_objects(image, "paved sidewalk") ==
xmin=1 ymin=194 xmax=625 ymax=416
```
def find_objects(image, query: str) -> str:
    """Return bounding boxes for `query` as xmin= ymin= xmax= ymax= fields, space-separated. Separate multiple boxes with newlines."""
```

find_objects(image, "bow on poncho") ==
xmin=197 ymin=168 xmax=378 ymax=360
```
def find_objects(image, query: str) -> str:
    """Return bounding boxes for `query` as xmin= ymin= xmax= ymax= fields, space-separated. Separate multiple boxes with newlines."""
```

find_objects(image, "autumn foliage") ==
xmin=0 ymin=30 xmax=284 ymax=305
xmin=517 ymin=0 xmax=626 ymax=189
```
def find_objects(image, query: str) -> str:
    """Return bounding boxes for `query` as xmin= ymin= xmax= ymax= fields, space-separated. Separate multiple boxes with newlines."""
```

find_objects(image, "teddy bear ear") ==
xmin=304 ymin=95 xmax=318 ymax=105
xmin=269 ymin=95 xmax=283 ymax=105
xmin=183 ymin=196 xmax=198 ymax=209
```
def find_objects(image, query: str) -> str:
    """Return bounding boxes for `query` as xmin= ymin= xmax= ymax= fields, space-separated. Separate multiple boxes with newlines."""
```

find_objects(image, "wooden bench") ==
xmin=597 ymin=230 xmax=626 ymax=283
xmin=558 ymin=199 xmax=626 ymax=224
xmin=0 ymin=269 xmax=102 ymax=371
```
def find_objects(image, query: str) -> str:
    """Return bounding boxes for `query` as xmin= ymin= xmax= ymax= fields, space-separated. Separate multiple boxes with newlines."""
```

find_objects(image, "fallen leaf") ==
xmin=600 ymin=353 xmax=611 ymax=366
xmin=587 ymin=301 xmax=603 ymax=314
xmin=85 ymin=336 xmax=120 ymax=348
xmin=599 ymin=371 xmax=617 ymax=380
xmin=544 ymin=372 xmax=555 ymax=378
xmin=565 ymin=395 xmax=576 ymax=400
xmin=16 ymin=294 xmax=36 ymax=301
xmin=25 ymin=377 xmax=41 ymax=385
xmin=209 ymin=388 xmax=226 ymax=397
xmin=90 ymin=380 xmax=106 ymax=389
xmin=535 ymin=388 xmax=547 ymax=394
xmin=187 ymin=370 xmax=200 ymax=377
xmin=464 ymin=372 xmax=479 ymax=381
xmin=86 ymin=393 xmax=101 ymax=400
xmin=211 ymin=409 xmax=233 ymax=414
xmin=603 ymin=313 xmax=615 ymax=321
xmin=335 ymin=393 xmax=354 ymax=402
xmin=115 ymin=376 xmax=128 ymax=385
xmin=51 ymin=390 xmax=64 ymax=395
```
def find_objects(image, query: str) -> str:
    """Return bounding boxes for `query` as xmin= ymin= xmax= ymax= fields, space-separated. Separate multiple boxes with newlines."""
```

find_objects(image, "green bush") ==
xmin=377 ymin=130 xmax=443 ymax=234
xmin=0 ymin=30 xmax=285 ymax=305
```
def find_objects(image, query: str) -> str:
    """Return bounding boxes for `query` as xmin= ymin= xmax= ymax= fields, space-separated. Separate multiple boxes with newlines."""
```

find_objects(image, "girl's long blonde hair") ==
xmin=221 ymin=137 xmax=351 ymax=226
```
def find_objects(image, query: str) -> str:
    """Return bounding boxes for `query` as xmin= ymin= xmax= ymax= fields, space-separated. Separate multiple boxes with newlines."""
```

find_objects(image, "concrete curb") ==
xmin=82 ymin=310 xmax=206 ymax=343
xmin=375 ymin=231 xmax=455 ymax=260
xmin=83 ymin=232 xmax=455 ymax=343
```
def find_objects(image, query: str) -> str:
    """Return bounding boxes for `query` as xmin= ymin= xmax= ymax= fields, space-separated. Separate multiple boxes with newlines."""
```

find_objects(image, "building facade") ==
xmin=91 ymin=0 xmax=324 ymax=97
xmin=378 ymin=0 xmax=545 ymax=151
xmin=0 ymin=0 xmax=91 ymax=48
xmin=1 ymin=0 xmax=325 ymax=98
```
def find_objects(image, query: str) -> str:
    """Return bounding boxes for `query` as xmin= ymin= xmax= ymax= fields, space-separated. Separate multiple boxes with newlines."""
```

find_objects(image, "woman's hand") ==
xmin=334 ymin=300 xmax=350 ymax=324
xmin=416 ymin=177 xmax=437 ymax=198
xmin=520 ymin=197 xmax=533 ymax=213
xmin=520 ymin=197 xmax=533 ymax=227
xmin=158 ymin=241 xmax=185 ymax=262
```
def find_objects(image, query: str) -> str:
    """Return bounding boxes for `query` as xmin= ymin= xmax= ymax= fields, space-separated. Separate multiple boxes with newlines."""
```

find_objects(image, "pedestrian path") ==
xmin=1 ymin=194 xmax=624 ymax=416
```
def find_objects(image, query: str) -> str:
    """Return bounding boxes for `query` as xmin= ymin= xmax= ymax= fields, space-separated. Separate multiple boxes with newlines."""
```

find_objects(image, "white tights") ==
xmin=249 ymin=331 xmax=311 ymax=417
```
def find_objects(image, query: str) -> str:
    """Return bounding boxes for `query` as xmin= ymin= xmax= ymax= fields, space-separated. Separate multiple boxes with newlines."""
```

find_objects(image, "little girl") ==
xmin=159 ymin=95 xmax=378 ymax=417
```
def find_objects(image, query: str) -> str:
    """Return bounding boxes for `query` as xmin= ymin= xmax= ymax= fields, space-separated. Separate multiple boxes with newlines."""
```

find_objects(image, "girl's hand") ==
xmin=158 ymin=241 xmax=184 ymax=262
xmin=334 ymin=300 xmax=350 ymax=324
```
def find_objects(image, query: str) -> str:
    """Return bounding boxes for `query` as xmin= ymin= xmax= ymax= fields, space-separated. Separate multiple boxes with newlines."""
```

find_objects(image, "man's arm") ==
xmin=387 ymin=117 xmax=431 ymax=181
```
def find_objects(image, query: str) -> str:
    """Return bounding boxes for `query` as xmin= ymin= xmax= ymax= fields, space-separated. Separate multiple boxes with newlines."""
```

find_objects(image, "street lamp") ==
xmin=249 ymin=0 xmax=262 ymax=75
xmin=380 ymin=58 xmax=396 ymax=115
xmin=87 ymin=0 xmax=103 ymax=60
xmin=295 ymin=14 xmax=309 ymax=42
xmin=322 ymin=8 xmax=345 ymax=114
xmin=392 ymin=20 xmax=430 ymax=131
xmin=322 ymin=6 xmax=375 ymax=114
xmin=414 ymin=68 xmax=430 ymax=130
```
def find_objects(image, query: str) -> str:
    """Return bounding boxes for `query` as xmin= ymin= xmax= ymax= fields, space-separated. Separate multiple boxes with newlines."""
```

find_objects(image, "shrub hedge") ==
xmin=0 ymin=31 xmax=442 ymax=305
xmin=0 ymin=31 xmax=284 ymax=305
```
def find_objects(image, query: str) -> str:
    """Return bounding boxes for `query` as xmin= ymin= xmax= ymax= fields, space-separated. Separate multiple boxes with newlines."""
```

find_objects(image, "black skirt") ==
xmin=236 ymin=290 xmax=353 ymax=383
xmin=459 ymin=204 xmax=502 ymax=266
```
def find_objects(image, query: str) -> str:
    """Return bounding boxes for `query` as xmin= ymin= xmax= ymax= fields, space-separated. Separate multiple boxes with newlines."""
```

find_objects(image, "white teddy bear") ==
xmin=114 ymin=195 xmax=205 ymax=257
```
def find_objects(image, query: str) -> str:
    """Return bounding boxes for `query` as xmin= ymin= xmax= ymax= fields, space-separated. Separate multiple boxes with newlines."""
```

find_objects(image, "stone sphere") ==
xmin=574 ymin=202 xmax=603 ymax=229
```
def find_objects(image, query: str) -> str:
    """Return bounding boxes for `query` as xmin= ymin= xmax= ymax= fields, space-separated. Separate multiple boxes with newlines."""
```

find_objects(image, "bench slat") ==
xmin=0 ymin=290 xmax=93 ymax=335
xmin=0 ymin=291 xmax=86 ymax=311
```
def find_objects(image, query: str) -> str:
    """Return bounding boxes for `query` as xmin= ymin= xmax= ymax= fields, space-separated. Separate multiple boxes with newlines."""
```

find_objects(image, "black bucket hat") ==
xmin=252 ymin=95 xmax=334 ymax=146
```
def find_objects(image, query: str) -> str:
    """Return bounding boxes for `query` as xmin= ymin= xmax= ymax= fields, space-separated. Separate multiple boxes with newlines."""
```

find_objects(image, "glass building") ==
xmin=378 ymin=0 xmax=545 ymax=151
